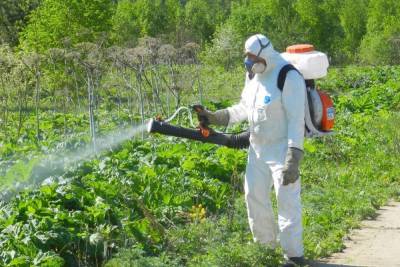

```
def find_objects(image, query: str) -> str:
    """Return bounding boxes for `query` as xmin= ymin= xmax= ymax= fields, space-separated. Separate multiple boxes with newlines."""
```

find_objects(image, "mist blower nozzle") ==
xmin=147 ymin=118 xmax=250 ymax=150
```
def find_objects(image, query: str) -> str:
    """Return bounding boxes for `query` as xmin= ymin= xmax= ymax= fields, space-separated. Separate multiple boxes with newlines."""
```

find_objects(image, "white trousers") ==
xmin=244 ymin=145 xmax=303 ymax=258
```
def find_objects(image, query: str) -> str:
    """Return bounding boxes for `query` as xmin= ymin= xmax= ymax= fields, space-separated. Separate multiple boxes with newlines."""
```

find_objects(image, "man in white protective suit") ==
xmin=195 ymin=34 xmax=307 ymax=267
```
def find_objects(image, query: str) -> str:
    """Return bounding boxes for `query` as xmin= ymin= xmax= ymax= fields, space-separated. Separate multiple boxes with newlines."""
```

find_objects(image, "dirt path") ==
xmin=313 ymin=201 xmax=400 ymax=267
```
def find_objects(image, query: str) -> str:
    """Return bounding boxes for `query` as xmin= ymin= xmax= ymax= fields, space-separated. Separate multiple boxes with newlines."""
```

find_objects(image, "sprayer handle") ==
xmin=191 ymin=104 xmax=205 ymax=113
xmin=191 ymin=105 xmax=209 ymax=126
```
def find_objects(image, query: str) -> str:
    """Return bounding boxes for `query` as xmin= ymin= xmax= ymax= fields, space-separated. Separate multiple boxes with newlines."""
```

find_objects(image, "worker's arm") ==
xmin=227 ymin=99 xmax=248 ymax=124
xmin=281 ymin=70 xmax=305 ymax=185
xmin=282 ymin=70 xmax=305 ymax=150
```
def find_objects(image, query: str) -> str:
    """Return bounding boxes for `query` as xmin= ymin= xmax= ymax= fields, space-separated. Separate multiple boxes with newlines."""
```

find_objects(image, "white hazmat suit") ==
xmin=228 ymin=34 xmax=306 ymax=258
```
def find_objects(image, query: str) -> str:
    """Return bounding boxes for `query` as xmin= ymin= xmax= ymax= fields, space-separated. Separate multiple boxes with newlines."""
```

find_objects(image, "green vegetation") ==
xmin=0 ymin=65 xmax=399 ymax=266
xmin=0 ymin=0 xmax=399 ymax=64
xmin=1 ymin=0 xmax=400 ymax=266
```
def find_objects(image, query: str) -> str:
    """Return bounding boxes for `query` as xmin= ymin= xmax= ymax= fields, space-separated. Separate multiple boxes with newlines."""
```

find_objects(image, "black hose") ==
xmin=147 ymin=119 xmax=250 ymax=149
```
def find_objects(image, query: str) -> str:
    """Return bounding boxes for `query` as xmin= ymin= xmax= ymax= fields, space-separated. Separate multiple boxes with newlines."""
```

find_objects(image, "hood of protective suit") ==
xmin=244 ymin=34 xmax=283 ymax=75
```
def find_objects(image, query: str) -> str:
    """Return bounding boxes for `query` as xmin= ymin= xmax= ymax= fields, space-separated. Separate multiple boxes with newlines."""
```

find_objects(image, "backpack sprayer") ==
xmin=147 ymin=44 xmax=335 ymax=148
xmin=147 ymin=106 xmax=250 ymax=150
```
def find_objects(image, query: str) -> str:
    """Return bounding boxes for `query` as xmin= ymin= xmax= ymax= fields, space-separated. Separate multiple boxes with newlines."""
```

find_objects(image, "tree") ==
xmin=265 ymin=0 xmax=304 ymax=51
xmin=0 ymin=45 xmax=15 ymax=134
xmin=226 ymin=0 xmax=272 ymax=41
xmin=20 ymin=0 xmax=115 ymax=52
xmin=0 ymin=0 xmax=40 ymax=46
xmin=214 ymin=0 xmax=302 ymax=55
xmin=75 ymin=42 xmax=105 ymax=150
xmin=339 ymin=0 xmax=368 ymax=61
xmin=21 ymin=52 xmax=43 ymax=142
xmin=201 ymin=23 xmax=242 ymax=69
xmin=360 ymin=0 xmax=400 ymax=64
xmin=183 ymin=0 xmax=232 ymax=45
xmin=111 ymin=0 xmax=181 ymax=46
xmin=295 ymin=0 xmax=344 ymax=59
xmin=110 ymin=0 xmax=141 ymax=46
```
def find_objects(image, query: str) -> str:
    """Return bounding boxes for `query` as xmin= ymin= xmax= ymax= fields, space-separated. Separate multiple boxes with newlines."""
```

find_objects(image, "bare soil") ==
xmin=312 ymin=201 xmax=400 ymax=267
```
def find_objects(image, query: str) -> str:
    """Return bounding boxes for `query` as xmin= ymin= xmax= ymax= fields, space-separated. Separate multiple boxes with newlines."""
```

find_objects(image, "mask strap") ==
xmin=256 ymin=37 xmax=270 ymax=57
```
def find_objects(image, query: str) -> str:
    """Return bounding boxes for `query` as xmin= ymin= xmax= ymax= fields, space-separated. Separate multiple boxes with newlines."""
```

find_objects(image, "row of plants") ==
xmin=0 ymin=66 xmax=399 ymax=266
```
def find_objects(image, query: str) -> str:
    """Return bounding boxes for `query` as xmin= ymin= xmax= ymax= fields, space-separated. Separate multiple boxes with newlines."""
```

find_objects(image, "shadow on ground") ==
xmin=310 ymin=261 xmax=364 ymax=267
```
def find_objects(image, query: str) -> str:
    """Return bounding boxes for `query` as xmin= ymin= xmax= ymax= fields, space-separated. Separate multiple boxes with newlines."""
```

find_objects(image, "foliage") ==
xmin=359 ymin=0 xmax=400 ymax=65
xmin=0 ymin=0 xmax=40 ymax=46
xmin=294 ymin=0 xmax=343 ymax=56
xmin=0 ymin=125 xmax=247 ymax=265
xmin=339 ymin=0 xmax=368 ymax=61
xmin=110 ymin=0 xmax=178 ymax=47
xmin=1 ymin=0 xmax=397 ymax=65
xmin=2 ymin=2 xmax=400 ymax=265
xmin=19 ymin=0 xmax=115 ymax=51
xmin=200 ymin=23 xmax=243 ymax=69
xmin=0 ymin=66 xmax=399 ymax=266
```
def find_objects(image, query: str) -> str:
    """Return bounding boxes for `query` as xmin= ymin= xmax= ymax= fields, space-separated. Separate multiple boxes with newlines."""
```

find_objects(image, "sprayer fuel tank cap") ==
xmin=286 ymin=44 xmax=314 ymax=53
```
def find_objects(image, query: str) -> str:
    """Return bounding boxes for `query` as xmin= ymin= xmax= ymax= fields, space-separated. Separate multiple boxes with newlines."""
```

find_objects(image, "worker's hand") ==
xmin=192 ymin=104 xmax=230 ymax=126
xmin=282 ymin=147 xmax=304 ymax=185
xmin=192 ymin=104 xmax=210 ymax=118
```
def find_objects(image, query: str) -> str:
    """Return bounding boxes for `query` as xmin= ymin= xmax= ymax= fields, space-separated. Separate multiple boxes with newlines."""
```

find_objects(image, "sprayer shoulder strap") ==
xmin=277 ymin=64 xmax=301 ymax=91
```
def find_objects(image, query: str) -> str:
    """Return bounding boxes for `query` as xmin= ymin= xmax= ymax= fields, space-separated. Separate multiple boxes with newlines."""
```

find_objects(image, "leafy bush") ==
xmin=0 ymin=66 xmax=400 ymax=266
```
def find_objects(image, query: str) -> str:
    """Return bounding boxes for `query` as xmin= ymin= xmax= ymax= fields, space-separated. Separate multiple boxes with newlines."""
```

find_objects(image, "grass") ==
xmin=0 ymin=66 xmax=400 ymax=266
xmin=105 ymin=110 xmax=400 ymax=266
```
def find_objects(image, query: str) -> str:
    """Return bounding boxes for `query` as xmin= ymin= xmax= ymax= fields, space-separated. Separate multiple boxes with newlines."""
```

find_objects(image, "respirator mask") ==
xmin=244 ymin=37 xmax=270 ymax=79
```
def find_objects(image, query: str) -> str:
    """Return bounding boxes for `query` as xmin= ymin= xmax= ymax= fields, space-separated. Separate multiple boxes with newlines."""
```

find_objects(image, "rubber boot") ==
xmin=282 ymin=256 xmax=308 ymax=267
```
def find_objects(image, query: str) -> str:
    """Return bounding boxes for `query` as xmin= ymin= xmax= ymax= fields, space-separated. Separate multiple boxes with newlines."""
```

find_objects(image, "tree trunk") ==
xmin=196 ymin=64 xmax=203 ymax=104
xmin=35 ymin=70 xmax=41 ymax=142
xmin=18 ymin=80 xmax=29 ymax=138
xmin=137 ymin=72 xmax=145 ymax=140
xmin=17 ymin=88 xmax=23 ymax=138
xmin=152 ymin=70 xmax=166 ymax=115
xmin=0 ymin=75 xmax=11 ymax=136
xmin=87 ymin=71 xmax=96 ymax=152
xmin=73 ymin=69 xmax=81 ymax=114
